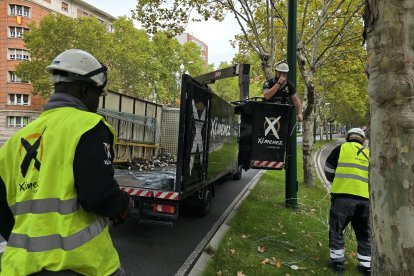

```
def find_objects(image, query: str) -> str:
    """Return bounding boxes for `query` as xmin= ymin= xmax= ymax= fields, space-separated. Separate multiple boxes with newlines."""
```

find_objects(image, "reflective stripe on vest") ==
xmin=331 ymin=142 xmax=369 ymax=198
xmin=8 ymin=217 xmax=107 ymax=252
xmin=10 ymin=197 xmax=79 ymax=215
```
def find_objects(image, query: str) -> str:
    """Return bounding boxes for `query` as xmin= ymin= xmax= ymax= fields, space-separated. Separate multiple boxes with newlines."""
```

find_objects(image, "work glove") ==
xmin=110 ymin=196 xmax=134 ymax=226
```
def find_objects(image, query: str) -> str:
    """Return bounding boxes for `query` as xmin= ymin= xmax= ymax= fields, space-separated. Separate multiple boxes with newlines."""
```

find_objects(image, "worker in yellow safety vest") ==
xmin=0 ymin=49 xmax=134 ymax=276
xmin=324 ymin=128 xmax=370 ymax=275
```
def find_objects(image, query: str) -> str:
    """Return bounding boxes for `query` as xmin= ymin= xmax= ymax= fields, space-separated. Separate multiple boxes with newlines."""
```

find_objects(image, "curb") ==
xmin=314 ymin=143 xmax=333 ymax=191
xmin=177 ymin=170 xmax=265 ymax=276
xmin=314 ymin=139 xmax=345 ymax=192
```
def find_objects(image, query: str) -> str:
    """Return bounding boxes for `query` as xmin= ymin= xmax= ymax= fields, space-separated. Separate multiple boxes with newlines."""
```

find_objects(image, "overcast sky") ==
xmin=83 ymin=0 xmax=239 ymax=67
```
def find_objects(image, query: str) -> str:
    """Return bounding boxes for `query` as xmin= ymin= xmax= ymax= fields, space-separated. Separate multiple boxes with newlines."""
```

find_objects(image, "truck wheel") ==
xmin=198 ymin=186 xmax=212 ymax=216
xmin=233 ymin=165 xmax=243 ymax=180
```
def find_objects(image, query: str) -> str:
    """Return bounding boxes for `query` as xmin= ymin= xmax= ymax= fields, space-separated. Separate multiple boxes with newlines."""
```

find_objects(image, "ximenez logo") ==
xmin=19 ymin=180 xmax=39 ymax=193
xmin=211 ymin=117 xmax=231 ymax=139
xmin=258 ymin=116 xmax=284 ymax=146
xmin=189 ymin=100 xmax=206 ymax=175
xmin=257 ymin=138 xmax=283 ymax=145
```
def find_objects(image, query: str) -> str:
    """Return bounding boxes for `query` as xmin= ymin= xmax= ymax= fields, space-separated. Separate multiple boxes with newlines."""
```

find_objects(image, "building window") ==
xmin=24 ymin=6 xmax=30 ymax=17
xmin=8 ymin=116 xmax=30 ymax=128
xmin=62 ymin=2 xmax=68 ymax=12
xmin=9 ymin=26 xmax=29 ymax=38
xmin=8 ymin=48 xmax=30 ymax=61
xmin=8 ymin=93 xmax=30 ymax=106
xmin=9 ymin=5 xmax=30 ymax=17
xmin=8 ymin=72 xmax=29 ymax=83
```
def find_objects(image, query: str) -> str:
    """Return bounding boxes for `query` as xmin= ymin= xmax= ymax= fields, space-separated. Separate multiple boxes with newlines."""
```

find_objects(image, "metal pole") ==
xmin=313 ymin=108 xmax=317 ymax=143
xmin=173 ymin=79 xmax=176 ymax=107
xmin=330 ymin=122 xmax=333 ymax=140
xmin=285 ymin=0 xmax=297 ymax=209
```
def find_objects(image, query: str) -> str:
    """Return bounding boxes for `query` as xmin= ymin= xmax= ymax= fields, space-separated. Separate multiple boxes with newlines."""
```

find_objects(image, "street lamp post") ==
xmin=313 ymin=98 xmax=319 ymax=143
xmin=174 ymin=71 xmax=180 ymax=107
xmin=324 ymin=102 xmax=331 ymax=140
xmin=173 ymin=64 xmax=185 ymax=107
xmin=286 ymin=0 xmax=297 ymax=209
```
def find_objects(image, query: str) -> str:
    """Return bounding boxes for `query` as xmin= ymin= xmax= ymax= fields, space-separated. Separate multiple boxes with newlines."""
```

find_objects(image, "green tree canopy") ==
xmin=16 ymin=14 xmax=206 ymax=104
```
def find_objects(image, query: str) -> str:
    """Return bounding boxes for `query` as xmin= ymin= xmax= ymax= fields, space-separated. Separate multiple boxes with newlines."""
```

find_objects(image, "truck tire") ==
xmin=233 ymin=165 xmax=243 ymax=180
xmin=197 ymin=186 xmax=213 ymax=216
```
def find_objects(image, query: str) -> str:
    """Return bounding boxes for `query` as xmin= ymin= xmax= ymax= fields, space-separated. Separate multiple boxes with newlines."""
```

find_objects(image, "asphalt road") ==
xmin=110 ymin=169 xmax=259 ymax=276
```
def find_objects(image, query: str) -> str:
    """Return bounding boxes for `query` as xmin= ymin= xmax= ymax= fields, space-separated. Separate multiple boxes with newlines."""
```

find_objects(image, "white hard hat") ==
xmin=275 ymin=61 xmax=289 ymax=73
xmin=46 ymin=49 xmax=108 ymax=95
xmin=346 ymin=128 xmax=366 ymax=143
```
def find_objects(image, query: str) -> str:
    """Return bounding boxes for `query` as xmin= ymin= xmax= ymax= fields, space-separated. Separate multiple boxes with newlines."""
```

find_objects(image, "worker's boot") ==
xmin=358 ymin=265 xmax=371 ymax=276
xmin=328 ymin=261 xmax=345 ymax=274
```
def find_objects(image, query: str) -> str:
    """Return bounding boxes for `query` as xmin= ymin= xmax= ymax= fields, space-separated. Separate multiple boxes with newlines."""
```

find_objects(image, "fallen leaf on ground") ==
xmin=318 ymin=242 xmax=322 ymax=247
xmin=257 ymin=245 xmax=267 ymax=253
xmin=275 ymin=260 xmax=281 ymax=268
xmin=229 ymin=249 xmax=236 ymax=255
xmin=217 ymin=271 xmax=223 ymax=276
xmin=241 ymin=234 xmax=250 ymax=239
xmin=261 ymin=258 xmax=270 ymax=265
xmin=349 ymin=251 xmax=357 ymax=257
xmin=237 ymin=271 xmax=245 ymax=276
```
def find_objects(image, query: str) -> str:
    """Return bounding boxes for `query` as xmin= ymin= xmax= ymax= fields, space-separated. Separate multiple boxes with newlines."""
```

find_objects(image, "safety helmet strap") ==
xmin=83 ymin=64 xmax=107 ymax=88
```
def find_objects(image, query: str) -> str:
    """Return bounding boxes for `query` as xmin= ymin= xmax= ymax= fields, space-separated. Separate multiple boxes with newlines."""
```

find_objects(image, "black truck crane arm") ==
xmin=194 ymin=64 xmax=251 ymax=101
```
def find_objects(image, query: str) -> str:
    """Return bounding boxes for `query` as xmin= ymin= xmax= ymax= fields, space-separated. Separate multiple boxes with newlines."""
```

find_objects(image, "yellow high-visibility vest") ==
xmin=0 ymin=107 xmax=120 ymax=276
xmin=331 ymin=142 xmax=370 ymax=198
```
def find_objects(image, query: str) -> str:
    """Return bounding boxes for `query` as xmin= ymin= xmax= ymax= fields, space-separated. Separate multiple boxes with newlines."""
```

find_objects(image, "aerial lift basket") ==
xmin=235 ymin=98 xmax=293 ymax=170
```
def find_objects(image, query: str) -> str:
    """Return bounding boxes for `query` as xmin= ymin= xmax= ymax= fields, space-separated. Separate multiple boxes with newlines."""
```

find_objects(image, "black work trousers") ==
xmin=329 ymin=196 xmax=371 ymax=264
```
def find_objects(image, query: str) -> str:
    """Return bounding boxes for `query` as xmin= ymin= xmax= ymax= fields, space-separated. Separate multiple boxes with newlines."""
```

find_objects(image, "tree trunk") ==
xmin=297 ymin=47 xmax=317 ymax=187
xmin=366 ymin=0 xmax=414 ymax=274
xmin=261 ymin=54 xmax=275 ymax=79
xmin=302 ymin=112 xmax=314 ymax=187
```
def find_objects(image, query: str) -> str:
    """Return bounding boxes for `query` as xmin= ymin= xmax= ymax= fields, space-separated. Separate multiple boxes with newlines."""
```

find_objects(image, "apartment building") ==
xmin=176 ymin=32 xmax=209 ymax=67
xmin=0 ymin=0 xmax=116 ymax=145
